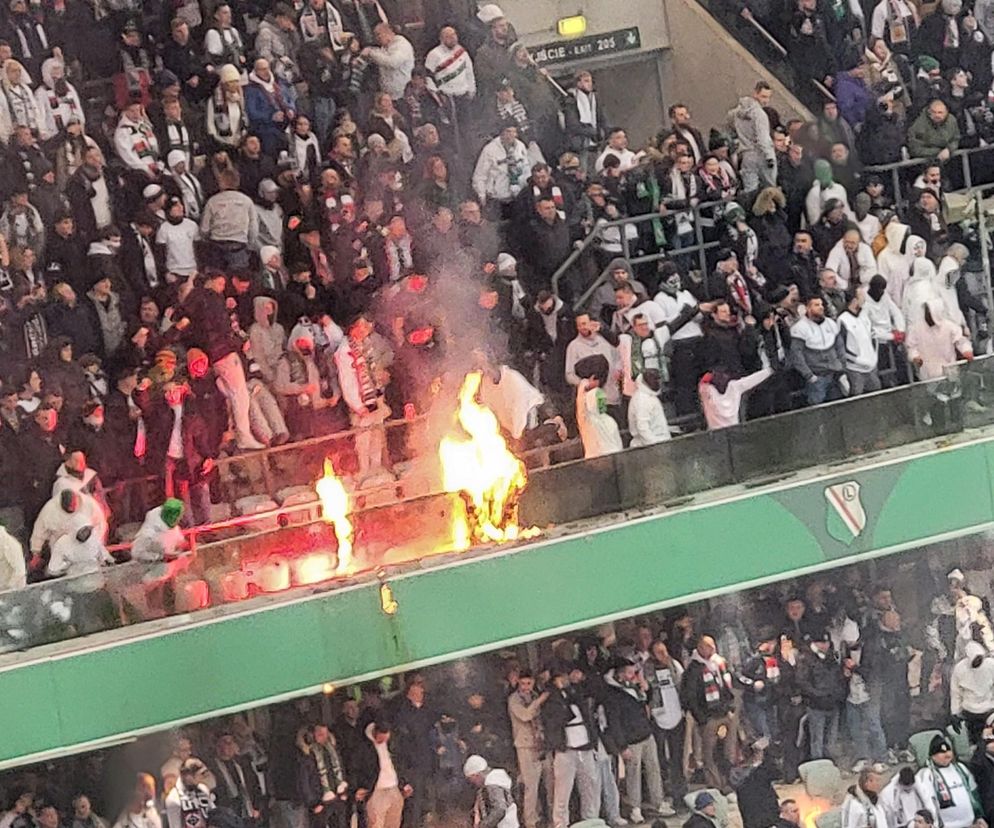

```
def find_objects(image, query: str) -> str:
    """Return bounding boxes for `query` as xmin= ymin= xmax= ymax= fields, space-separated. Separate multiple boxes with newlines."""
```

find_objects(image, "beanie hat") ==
xmin=497 ymin=252 xmax=517 ymax=276
xmin=463 ymin=755 xmax=488 ymax=777
xmin=917 ymin=54 xmax=940 ymax=72
xmin=814 ymin=158 xmax=834 ymax=187
xmin=258 ymin=178 xmax=280 ymax=197
xmin=695 ymin=792 xmax=716 ymax=811
xmin=161 ymin=498 xmax=184 ymax=528
xmin=218 ymin=63 xmax=241 ymax=83
xmin=260 ymin=245 xmax=280 ymax=264
xmin=167 ymin=150 xmax=187 ymax=171
xmin=477 ymin=3 xmax=505 ymax=23
xmin=929 ymin=734 xmax=953 ymax=756
xmin=723 ymin=201 xmax=745 ymax=222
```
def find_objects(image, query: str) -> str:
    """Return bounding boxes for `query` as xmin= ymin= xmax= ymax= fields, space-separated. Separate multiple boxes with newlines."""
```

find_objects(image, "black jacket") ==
xmin=794 ymin=647 xmax=847 ymax=711
xmin=970 ymin=750 xmax=994 ymax=825
xmin=682 ymin=654 xmax=735 ymax=724
xmin=298 ymin=741 xmax=347 ymax=809
xmin=601 ymin=675 xmax=653 ymax=752
xmin=348 ymin=731 xmax=408 ymax=792
xmin=541 ymin=685 xmax=596 ymax=753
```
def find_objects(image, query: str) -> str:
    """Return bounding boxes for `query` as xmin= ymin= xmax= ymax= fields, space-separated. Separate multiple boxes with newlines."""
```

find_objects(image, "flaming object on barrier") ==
xmin=315 ymin=458 xmax=354 ymax=574
xmin=439 ymin=371 xmax=537 ymax=550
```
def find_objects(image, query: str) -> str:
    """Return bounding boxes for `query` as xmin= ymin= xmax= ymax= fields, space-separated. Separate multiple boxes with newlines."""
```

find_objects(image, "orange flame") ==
xmin=315 ymin=458 xmax=354 ymax=574
xmin=440 ymin=371 xmax=530 ymax=550
xmin=802 ymin=799 xmax=829 ymax=828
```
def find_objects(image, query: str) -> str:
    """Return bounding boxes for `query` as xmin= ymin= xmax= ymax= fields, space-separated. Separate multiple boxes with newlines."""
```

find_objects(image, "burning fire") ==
xmin=439 ymin=371 xmax=532 ymax=550
xmin=316 ymin=458 xmax=354 ymax=574
xmin=801 ymin=799 xmax=830 ymax=828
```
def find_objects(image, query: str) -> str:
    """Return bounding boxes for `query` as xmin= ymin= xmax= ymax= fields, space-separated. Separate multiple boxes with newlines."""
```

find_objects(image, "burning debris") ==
xmin=315 ymin=458 xmax=355 ymax=575
xmin=439 ymin=371 xmax=536 ymax=550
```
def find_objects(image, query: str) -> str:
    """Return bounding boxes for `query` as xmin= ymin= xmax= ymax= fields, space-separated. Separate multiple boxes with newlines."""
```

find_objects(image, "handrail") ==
xmin=551 ymin=199 xmax=729 ymax=301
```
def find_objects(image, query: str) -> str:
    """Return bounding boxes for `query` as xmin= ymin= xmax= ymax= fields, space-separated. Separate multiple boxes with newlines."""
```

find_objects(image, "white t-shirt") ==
xmin=156 ymin=218 xmax=200 ymax=276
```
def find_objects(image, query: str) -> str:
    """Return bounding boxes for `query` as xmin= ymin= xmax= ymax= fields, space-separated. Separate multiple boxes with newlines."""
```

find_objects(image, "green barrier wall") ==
xmin=2 ymin=437 xmax=993 ymax=768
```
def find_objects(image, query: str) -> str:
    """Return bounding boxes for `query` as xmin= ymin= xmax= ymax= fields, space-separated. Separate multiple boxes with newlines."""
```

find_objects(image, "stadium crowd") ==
xmin=7 ymin=549 xmax=994 ymax=828
xmin=0 ymin=0 xmax=992 ymax=590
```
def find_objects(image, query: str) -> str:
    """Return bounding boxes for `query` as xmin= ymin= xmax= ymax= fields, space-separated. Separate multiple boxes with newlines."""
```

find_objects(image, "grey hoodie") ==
xmin=248 ymin=295 xmax=286 ymax=383
xmin=728 ymin=96 xmax=774 ymax=162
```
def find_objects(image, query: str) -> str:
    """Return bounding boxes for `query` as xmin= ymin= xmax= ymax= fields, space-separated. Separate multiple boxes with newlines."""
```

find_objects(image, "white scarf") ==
xmin=386 ymin=235 xmax=413 ymax=281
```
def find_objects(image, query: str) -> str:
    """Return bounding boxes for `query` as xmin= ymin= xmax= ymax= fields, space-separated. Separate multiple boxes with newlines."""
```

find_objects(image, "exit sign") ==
xmin=530 ymin=27 xmax=642 ymax=66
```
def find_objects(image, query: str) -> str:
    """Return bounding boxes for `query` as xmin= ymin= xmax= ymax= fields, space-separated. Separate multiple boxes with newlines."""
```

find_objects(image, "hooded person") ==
xmin=951 ymin=641 xmax=994 ymax=744
xmin=907 ymin=299 xmax=973 ymax=380
xmin=915 ymin=735 xmax=985 ymax=828
xmin=248 ymin=295 xmax=286 ymax=384
xmin=698 ymin=365 xmax=773 ymax=429
xmin=881 ymin=768 xmax=933 ymax=828
xmin=131 ymin=498 xmax=186 ymax=562
xmin=29 ymin=489 xmax=91 ymax=566
xmin=854 ymin=192 xmax=882 ymax=248
xmin=806 ymin=159 xmax=854 ymax=227
xmin=275 ymin=323 xmax=331 ymax=441
xmin=51 ymin=451 xmax=110 ymax=540
xmin=35 ymin=56 xmax=84 ymax=142
xmin=936 ymin=243 xmax=985 ymax=332
xmin=166 ymin=149 xmax=204 ymax=220
xmin=877 ymin=220 xmax=914 ymax=307
xmin=47 ymin=522 xmax=114 ymax=579
xmin=259 ymin=244 xmax=287 ymax=292
xmin=573 ymin=353 xmax=623 ymax=458
xmin=902 ymin=241 xmax=941 ymax=328
xmin=628 ymin=368 xmax=671 ymax=447
xmin=864 ymin=273 xmax=907 ymax=346
xmin=254 ymin=178 xmax=284 ymax=253
xmin=463 ymin=755 xmax=519 ymax=828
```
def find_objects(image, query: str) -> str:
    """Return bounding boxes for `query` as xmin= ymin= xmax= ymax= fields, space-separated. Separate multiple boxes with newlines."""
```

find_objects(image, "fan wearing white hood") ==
xmin=902 ymin=252 xmax=943 ymax=330
xmin=166 ymin=150 xmax=204 ymax=220
xmin=950 ymin=641 xmax=994 ymax=743
xmin=936 ymin=244 xmax=986 ymax=334
xmin=877 ymin=220 xmax=914 ymax=307
xmin=34 ymin=57 xmax=83 ymax=142
xmin=907 ymin=300 xmax=973 ymax=380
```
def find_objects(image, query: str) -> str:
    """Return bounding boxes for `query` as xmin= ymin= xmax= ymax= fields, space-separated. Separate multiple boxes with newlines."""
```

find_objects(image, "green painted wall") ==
xmin=2 ymin=438 xmax=993 ymax=768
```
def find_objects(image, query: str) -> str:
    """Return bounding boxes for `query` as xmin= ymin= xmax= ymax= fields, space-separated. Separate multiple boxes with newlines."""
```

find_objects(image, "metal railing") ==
xmin=552 ymin=199 xmax=726 ymax=304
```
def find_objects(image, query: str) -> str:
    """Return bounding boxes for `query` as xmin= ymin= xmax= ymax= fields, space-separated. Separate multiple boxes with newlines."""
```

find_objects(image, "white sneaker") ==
xmin=656 ymin=804 xmax=676 ymax=818
xmin=872 ymin=762 xmax=889 ymax=773
xmin=236 ymin=438 xmax=266 ymax=451
xmin=726 ymin=793 xmax=737 ymax=805
xmin=610 ymin=820 xmax=629 ymax=827
xmin=630 ymin=809 xmax=645 ymax=825
xmin=851 ymin=759 xmax=870 ymax=773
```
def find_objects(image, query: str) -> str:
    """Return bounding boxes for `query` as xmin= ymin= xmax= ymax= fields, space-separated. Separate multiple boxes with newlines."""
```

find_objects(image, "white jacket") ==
xmin=576 ymin=384 xmax=623 ymax=459
xmin=880 ymin=774 xmax=931 ymax=828
xmin=29 ymin=497 xmax=96 ymax=556
xmin=365 ymin=35 xmax=415 ymax=100
xmin=699 ymin=368 xmax=772 ymax=430
xmin=825 ymin=239 xmax=877 ymax=289
xmin=34 ymin=79 xmax=84 ymax=141
xmin=805 ymin=181 xmax=853 ymax=227
xmin=877 ymin=222 xmax=914 ymax=308
xmin=628 ymin=377 xmax=671 ymax=447
xmin=0 ymin=526 xmax=25 ymax=592
xmin=907 ymin=301 xmax=972 ymax=380
xmin=864 ymin=292 xmax=905 ymax=341
xmin=842 ymin=786 xmax=890 ymax=828
xmin=48 ymin=529 xmax=114 ymax=579
xmin=479 ymin=366 xmax=544 ymax=441
xmin=131 ymin=506 xmax=185 ymax=562
xmin=473 ymin=136 xmax=529 ymax=203
xmin=950 ymin=642 xmax=994 ymax=715
xmin=838 ymin=310 xmax=878 ymax=373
